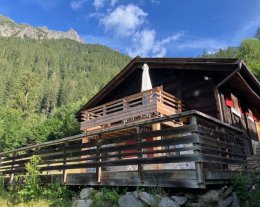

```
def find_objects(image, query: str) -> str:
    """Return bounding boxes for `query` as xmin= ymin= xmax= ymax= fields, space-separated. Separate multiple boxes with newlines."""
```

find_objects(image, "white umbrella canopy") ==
xmin=141 ymin=63 xmax=153 ymax=92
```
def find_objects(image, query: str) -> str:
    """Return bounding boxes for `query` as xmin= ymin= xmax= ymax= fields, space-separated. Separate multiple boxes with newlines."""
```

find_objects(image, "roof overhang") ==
xmin=229 ymin=73 xmax=260 ymax=110
xmin=75 ymin=57 xmax=260 ymax=120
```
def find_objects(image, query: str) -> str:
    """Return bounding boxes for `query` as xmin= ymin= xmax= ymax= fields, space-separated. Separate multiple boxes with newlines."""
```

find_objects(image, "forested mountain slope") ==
xmin=202 ymin=38 xmax=260 ymax=80
xmin=0 ymin=37 xmax=130 ymax=150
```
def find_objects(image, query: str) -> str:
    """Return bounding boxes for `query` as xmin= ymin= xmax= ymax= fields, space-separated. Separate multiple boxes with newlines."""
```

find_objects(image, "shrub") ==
xmin=18 ymin=155 xmax=42 ymax=202
xmin=1 ymin=155 xmax=74 ymax=206
xmin=231 ymin=172 xmax=260 ymax=207
xmin=231 ymin=172 xmax=250 ymax=202
xmin=92 ymin=187 xmax=120 ymax=207
xmin=43 ymin=181 xmax=75 ymax=207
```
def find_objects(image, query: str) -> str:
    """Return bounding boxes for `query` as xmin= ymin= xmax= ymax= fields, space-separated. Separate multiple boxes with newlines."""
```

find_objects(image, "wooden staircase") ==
xmin=247 ymin=142 xmax=260 ymax=171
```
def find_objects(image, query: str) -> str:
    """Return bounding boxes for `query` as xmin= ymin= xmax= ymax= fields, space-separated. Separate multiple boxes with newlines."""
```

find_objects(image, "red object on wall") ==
xmin=225 ymin=94 xmax=233 ymax=107
xmin=124 ymin=138 xmax=154 ymax=158
xmin=124 ymin=140 xmax=137 ymax=158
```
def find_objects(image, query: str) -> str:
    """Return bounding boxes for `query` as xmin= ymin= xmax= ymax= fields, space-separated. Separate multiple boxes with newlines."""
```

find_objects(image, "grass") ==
xmin=0 ymin=156 xmax=75 ymax=207
xmin=0 ymin=198 xmax=51 ymax=207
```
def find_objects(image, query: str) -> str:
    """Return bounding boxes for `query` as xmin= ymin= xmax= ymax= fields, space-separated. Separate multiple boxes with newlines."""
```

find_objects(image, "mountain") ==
xmin=0 ymin=15 xmax=84 ymax=43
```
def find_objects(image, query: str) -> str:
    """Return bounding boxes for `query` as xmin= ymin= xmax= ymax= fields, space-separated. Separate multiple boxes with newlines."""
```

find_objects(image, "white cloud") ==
xmin=110 ymin=0 xmax=119 ymax=7
xmin=88 ymin=12 xmax=104 ymax=19
xmin=233 ymin=14 xmax=260 ymax=44
xmin=71 ymin=0 xmax=119 ymax=10
xmin=90 ymin=2 xmax=226 ymax=57
xmin=70 ymin=0 xmax=87 ymax=10
xmin=175 ymin=38 xmax=227 ymax=51
xmin=127 ymin=29 xmax=183 ymax=57
xmin=97 ymin=3 xmax=184 ymax=57
xmin=93 ymin=0 xmax=106 ymax=9
xmin=151 ymin=0 xmax=160 ymax=4
xmin=100 ymin=4 xmax=147 ymax=37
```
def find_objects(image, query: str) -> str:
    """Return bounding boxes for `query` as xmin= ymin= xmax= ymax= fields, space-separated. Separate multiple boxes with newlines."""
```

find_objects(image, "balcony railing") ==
xmin=0 ymin=110 xmax=249 ymax=188
xmin=80 ymin=87 xmax=184 ymax=131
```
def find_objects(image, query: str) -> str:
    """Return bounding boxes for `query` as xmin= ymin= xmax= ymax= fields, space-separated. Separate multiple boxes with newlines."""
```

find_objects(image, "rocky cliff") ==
xmin=0 ymin=15 xmax=84 ymax=43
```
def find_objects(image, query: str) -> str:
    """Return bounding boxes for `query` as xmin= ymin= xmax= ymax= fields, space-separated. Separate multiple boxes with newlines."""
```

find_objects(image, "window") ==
xmin=231 ymin=94 xmax=239 ymax=111
xmin=246 ymin=109 xmax=256 ymax=122
xmin=225 ymin=92 xmax=241 ymax=117
xmin=231 ymin=93 xmax=241 ymax=117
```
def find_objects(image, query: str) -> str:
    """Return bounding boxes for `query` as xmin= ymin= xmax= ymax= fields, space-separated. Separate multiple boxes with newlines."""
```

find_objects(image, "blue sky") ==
xmin=0 ymin=0 xmax=260 ymax=57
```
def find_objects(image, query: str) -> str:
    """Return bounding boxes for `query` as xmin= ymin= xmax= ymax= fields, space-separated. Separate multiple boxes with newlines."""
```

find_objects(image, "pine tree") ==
xmin=256 ymin=27 xmax=260 ymax=40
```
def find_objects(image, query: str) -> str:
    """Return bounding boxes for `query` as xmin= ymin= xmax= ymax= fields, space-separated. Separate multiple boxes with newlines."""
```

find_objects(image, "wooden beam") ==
xmin=152 ymin=121 xmax=161 ymax=170
xmin=80 ymin=136 xmax=90 ymax=173
xmin=136 ymin=127 xmax=144 ymax=183
xmin=9 ymin=152 xmax=16 ymax=184
xmin=62 ymin=142 xmax=68 ymax=183
xmin=191 ymin=116 xmax=205 ymax=188
xmin=96 ymin=134 xmax=102 ymax=183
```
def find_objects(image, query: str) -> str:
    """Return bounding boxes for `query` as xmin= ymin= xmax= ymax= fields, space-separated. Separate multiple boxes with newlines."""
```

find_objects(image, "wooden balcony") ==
xmin=80 ymin=87 xmax=184 ymax=132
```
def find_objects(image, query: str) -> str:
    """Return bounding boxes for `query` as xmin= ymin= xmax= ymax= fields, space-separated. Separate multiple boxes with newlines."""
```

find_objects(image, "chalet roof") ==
xmin=75 ymin=57 xmax=260 ymax=119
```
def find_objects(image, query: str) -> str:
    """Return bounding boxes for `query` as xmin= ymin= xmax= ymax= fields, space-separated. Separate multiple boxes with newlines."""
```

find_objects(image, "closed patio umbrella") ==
xmin=141 ymin=63 xmax=153 ymax=92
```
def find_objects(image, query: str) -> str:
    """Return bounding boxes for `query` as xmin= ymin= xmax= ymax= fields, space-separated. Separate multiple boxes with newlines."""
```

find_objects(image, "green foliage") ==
xmin=255 ymin=27 xmax=260 ymax=40
xmin=0 ymin=174 xmax=5 ymax=195
xmin=3 ymin=156 xmax=74 ymax=206
xmin=249 ymin=185 xmax=260 ymax=207
xmin=239 ymin=38 xmax=260 ymax=80
xmin=231 ymin=172 xmax=260 ymax=207
xmin=0 ymin=106 xmax=27 ymax=150
xmin=18 ymin=156 xmax=42 ymax=202
xmin=92 ymin=188 xmax=120 ymax=207
xmin=202 ymin=28 xmax=260 ymax=81
xmin=146 ymin=186 xmax=167 ymax=197
xmin=0 ymin=37 xmax=130 ymax=151
xmin=231 ymin=172 xmax=250 ymax=202
xmin=42 ymin=182 xmax=75 ymax=207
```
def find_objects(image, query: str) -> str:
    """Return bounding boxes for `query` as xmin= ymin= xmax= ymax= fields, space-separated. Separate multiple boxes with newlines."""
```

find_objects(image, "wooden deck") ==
xmin=80 ymin=87 xmax=184 ymax=132
xmin=0 ymin=110 xmax=251 ymax=188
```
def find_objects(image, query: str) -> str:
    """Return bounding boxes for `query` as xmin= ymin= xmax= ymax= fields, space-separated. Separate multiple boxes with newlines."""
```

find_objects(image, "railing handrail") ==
xmin=83 ymin=87 xmax=158 ymax=114
xmin=0 ymin=110 xmax=246 ymax=156
xmin=82 ymin=87 xmax=182 ymax=115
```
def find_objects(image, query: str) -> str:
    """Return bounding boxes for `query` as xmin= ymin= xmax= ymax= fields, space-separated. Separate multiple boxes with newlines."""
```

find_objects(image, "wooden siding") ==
xmin=220 ymin=89 xmax=259 ymax=144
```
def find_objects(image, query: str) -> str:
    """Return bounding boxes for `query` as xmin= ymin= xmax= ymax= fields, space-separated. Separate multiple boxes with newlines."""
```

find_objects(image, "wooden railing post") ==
xmin=103 ymin=106 xmax=106 ymax=116
xmin=191 ymin=116 xmax=205 ymax=188
xmin=136 ymin=126 xmax=144 ymax=183
xmin=96 ymin=134 xmax=102 ymax=183
xmin=9 ymin=152 xmax=16 ymax=184
xmin=123 ymin=99 xmax=128 ymax=110
xmin=123 ymin=99 xmax=127 ymax=124
xmin=216 ymin=126 xmax=224 ymax=170
xmin=63 ymin=142 xmax=68 ymax=184
xmin=152 ymin=122 xmax=161 ymax=169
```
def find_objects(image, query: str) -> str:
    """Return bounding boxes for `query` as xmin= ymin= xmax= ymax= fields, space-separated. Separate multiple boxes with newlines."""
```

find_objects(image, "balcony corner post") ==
xmin=96 ymin=134 xmax=102 ymax=183
xmin=190 ymin=115 xmax=205 ymax=188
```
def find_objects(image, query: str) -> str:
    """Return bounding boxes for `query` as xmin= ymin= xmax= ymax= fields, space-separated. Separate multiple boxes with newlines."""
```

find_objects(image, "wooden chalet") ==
xmin=0 ymin=57 xmax=260 ymax=188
